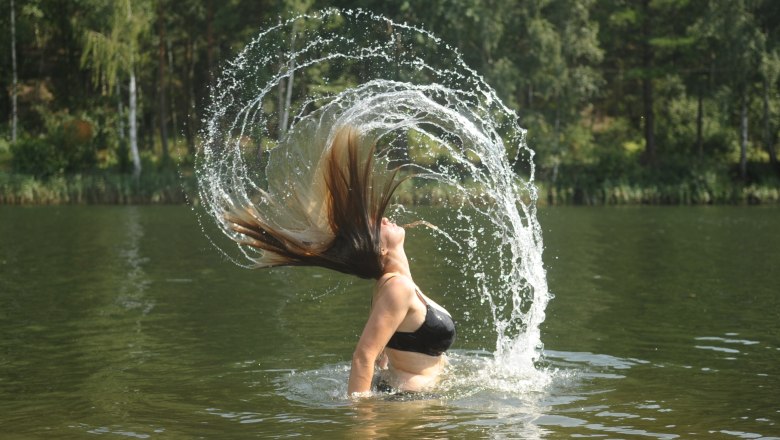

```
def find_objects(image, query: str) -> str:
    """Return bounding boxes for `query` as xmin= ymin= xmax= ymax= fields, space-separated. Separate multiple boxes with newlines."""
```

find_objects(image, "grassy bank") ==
xmin=539 ymin=162 xmax=780 ymax=205
xmin=1 ymin=171 xmax=778 ymax=206
xmin=0 ymin=171 xmax=196 ymax=205
xmin=540 ymin=181 xmax=780 ymax=205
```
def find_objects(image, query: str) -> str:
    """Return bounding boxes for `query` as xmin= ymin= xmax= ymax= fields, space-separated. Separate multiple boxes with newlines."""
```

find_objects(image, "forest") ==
xmin=1 ymin=0 xmax=779 ymax=204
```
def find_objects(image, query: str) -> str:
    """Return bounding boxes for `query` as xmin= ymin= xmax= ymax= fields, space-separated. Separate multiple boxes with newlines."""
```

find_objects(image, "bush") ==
xmin=9 ymin=113 xmax=97 ymax=177
xmin=10 ymin=137 xmax=67 ymax=177
xmin=49 ymin=117 xmax=97 ymax=173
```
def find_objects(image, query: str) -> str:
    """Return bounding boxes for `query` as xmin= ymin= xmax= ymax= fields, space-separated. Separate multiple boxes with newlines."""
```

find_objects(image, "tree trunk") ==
xmin=166 ymin=34 xmax=177 ymax=146
xmin=157 ymin=3 xmax=169 ymax=163
xmin=763 ymin=77 xmax=778 ymax=169
xmin=740 ymin=97 xmax=748 ymax=181
xmin=642 ymin=77 xmax=655 ymax=164
xmin=117 ymin=82 xmax=124 ymax=141
xmin=206 ymin=0 xmax=214 ymax=85
xmin=184 ymin=36 xmax=196 ymax=155
xmin=129 ymin=69 xmax=142 ymax=178
xmin=275 ymin=19 xmax=285 ymax=141
xmin=280 ymin=30 xmax=296 ymax=138
xmin=143 ymin=91 xmax=154 ymax=157
xmin=277 ymin=76 xmax=285 ymax=139
xmin=553 ymin=94 xmax=560 ymax=183
xmin=696 ymin=85 xmax=703 ymax=158
xmin=641 ymin=0 xmax=655 ymax=165
xmin=10 ymin=0 xmax=18 ymax=143
xmin=281 ymin=66 xmax=295 ymax=135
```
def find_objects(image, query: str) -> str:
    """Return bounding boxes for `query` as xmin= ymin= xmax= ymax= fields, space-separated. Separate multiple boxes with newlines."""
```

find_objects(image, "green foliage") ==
xmin=0 ymin=137 xmax=11 ymax=156
xmin=2 ymin=0 xmax=778 ymax=204
xmin=10 ymin=137 xmax=65 ymax=178
xmin=80 ymin=0 xmax=152 ymax=92
xmin=407 ymin=129 xmax=450 ymax=167
xmin=10 ymin=112 xmax=97 ymax=177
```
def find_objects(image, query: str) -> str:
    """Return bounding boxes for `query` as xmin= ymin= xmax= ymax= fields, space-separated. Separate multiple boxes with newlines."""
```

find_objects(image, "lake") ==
xmin=1 ymin=205 xmax=778 ymax=439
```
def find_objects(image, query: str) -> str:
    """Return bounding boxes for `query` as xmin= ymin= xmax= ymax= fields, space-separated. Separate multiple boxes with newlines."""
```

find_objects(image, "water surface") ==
xmin=1 ymin=205 xmax=778 ymax=438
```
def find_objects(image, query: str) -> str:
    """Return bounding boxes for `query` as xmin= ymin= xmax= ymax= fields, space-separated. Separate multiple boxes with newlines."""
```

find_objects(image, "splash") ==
xmin=197 ymin=9 xmax=550 ymax=385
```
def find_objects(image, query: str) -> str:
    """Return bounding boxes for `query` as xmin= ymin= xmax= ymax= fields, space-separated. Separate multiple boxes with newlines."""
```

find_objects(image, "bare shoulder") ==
xmin=374 ymin=274 xmax=416 ymax=306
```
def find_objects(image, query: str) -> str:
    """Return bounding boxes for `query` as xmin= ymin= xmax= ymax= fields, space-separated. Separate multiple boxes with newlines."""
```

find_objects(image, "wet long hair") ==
xmin=223 ymin=126 xmax=402 ymax=279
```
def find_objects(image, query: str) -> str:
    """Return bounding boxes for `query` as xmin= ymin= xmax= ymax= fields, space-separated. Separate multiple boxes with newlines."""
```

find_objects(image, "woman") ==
xmin=223 ymin=126 xmax=456 ymax=396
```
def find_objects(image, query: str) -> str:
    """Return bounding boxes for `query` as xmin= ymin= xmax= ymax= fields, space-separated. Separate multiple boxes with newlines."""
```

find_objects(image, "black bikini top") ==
xmin=380 ymin=276 xmax=456 ymax=357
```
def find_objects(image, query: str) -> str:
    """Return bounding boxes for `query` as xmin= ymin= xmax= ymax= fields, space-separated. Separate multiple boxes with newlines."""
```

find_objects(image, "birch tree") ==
xmin=693 ymin=1 xmax=765 ymax=180
xmin=81 ymin=0 xmax=151 ymax=178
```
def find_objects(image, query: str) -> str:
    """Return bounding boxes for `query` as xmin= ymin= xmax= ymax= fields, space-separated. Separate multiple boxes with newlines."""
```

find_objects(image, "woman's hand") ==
xmin=376 ymin=351 xmax=389 ymax=370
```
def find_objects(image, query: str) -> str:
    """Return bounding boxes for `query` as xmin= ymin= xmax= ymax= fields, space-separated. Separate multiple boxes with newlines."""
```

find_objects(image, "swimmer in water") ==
xmin=223 ymin=125 xmax=455 ymax=397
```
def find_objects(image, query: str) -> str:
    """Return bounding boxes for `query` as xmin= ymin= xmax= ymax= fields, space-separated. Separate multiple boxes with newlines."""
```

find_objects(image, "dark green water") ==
xmin=1 ymin=205 xmax=778 ymax=439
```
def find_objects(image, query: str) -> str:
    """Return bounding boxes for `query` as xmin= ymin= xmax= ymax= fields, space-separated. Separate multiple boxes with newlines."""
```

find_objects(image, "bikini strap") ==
xmin=413 ymin=287 xmax=428 ymax=306
xmin=374 ymin=273 xmax=427 ymax=307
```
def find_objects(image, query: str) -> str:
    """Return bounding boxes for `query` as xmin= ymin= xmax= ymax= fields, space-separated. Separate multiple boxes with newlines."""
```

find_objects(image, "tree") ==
xmin=596 ymin=0 xmax=660 ymax=165
xmin=9 ymin=0 xmax=17 ymax=143
xmin=538 ymin=0 xmax=603 ymax=174
xmin=156 ymin=0 xmax=169 ymax=163
xmin=756 ymin=0 xmax=780 ymax=172
xmin=461 ymin=0 xmax=602 ymax=175
xmin=693 ymin=1 xmax=765 ymax=180
xmin=285 ymin=0 xmax=314 ymax=135
xmin=759 ymin=50 xmax=780 ymax=170
xmin=81 ymin=0 xmax=151 ymax=178
xmin=639 ymin=0 xmax=655 ymax=165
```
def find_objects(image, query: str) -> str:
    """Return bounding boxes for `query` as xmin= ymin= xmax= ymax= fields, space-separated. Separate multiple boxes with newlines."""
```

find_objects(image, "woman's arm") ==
xmin=347 ymin=278 xmax=412 ymax=396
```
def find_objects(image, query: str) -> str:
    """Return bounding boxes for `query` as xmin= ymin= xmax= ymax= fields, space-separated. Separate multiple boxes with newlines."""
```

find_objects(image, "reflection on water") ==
xmin=116 ymin=207 xmax=153 ymax=314
xmin=1 ymin=206 xmax=779 ymax=438
xmin=78 ymin=207 xmax=156 ymax=425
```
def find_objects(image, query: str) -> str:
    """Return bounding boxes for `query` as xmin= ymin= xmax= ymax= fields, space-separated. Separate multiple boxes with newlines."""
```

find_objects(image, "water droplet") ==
xmin=195 ymin=9 xmax=550 ymax=380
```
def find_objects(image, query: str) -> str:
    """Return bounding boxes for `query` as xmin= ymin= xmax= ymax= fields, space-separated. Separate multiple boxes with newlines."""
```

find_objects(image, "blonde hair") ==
xmin=223 ymin=126 xmax=402 ymax=279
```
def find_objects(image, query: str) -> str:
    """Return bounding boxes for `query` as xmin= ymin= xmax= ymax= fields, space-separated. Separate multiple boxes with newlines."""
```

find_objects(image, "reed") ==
xmin=0 ymin=171 xmax=197 ymax=205
xmin=540 ymin=181 xmax=780 ymax=206
xmin=1 ymin=171 xmax=777 ymax=206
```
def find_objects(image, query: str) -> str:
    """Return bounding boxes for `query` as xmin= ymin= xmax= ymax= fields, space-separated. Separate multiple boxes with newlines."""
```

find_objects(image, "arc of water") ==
xmin=196 ymin=9 xmax=549 ymax=380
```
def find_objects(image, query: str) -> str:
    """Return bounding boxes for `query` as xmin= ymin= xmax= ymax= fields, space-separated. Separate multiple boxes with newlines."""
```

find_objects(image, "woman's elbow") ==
xmin=351 ymin=348 xmax=375 ymax=367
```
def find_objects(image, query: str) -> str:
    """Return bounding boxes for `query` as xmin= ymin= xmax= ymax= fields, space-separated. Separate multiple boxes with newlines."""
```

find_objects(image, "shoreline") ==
xmin=1 ymin=172 xmax=778 ymax=206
